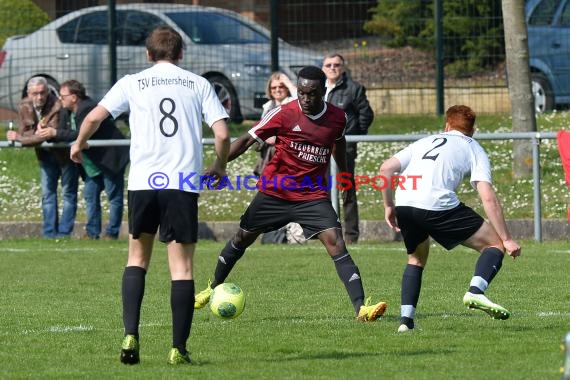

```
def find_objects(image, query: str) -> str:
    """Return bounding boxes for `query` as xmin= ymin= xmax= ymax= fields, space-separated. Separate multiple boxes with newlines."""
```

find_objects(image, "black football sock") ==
xmin=333 ymin=251 xmax=365 ymax=312
xmin=122 ymin=266 xmax=147 ymax=338
xmin=212 ymin=240 xmax=246 ymax=288
xmin=171 ymin=280 xmax=195 ymax=355
xmin=468 ymin=247 xmax=504 ymax=294
xmin=400 ymin=264 xmax=423 ymax=329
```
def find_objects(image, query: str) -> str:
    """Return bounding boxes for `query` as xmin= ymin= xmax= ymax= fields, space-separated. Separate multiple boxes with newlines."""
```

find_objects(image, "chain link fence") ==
xmin=0 ymin=0 xmax=511 ymax=122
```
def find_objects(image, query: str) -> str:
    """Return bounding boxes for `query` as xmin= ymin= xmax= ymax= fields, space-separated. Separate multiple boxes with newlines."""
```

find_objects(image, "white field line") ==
xmin=2 ymin=247 xmax=103 ymax=253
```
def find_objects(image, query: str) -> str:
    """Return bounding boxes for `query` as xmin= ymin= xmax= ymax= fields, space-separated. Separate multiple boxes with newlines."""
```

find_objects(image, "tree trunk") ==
xmin=502 ymin=0 xmax=536 ymax=178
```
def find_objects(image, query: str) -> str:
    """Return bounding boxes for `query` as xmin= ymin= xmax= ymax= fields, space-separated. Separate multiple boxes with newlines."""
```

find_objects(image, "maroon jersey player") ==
xmin=197 ymin=66 xmax=387 ymax=322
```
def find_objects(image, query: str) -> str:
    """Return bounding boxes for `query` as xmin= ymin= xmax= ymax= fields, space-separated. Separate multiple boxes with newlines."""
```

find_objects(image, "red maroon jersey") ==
xmin=248 ymin=100 xmax=346 ymax=201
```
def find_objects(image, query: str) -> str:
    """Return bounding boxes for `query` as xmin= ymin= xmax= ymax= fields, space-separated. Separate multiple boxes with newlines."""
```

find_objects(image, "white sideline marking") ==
xmin=4 ymin=248 xmax=101 ymax=253
xmin=21 ymin=325 xmax=94 ymax=335
xmin=537 ymin=311 xmax=570 ymax=317
xmin=48 ymin=325 xmax=94 ymax=333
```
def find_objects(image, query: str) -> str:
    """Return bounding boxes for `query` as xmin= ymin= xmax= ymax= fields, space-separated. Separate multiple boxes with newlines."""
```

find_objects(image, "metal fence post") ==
xmin=533 ymin=134 xmax=542 ymax=242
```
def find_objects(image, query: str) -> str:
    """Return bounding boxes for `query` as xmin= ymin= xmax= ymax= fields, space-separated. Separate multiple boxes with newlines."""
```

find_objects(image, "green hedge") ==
xmin=0 ymin=0 xmax=49 ymax=47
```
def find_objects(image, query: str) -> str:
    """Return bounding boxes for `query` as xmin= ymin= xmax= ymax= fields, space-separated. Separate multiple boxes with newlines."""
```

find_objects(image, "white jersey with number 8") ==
xmin=99 ymin=62 xmax=228 ymax=192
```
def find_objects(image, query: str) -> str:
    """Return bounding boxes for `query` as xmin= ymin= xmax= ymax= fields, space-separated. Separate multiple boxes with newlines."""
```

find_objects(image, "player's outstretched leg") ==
xmin=195 ymin=240 xmax=247 ymax=309
xmin=463 ymin=247 xmax=509 ymax=320
xmin=357 ymin=297 xmax=388 ymax=322
xmin=194 ymin=279 xmax=213 ymax=309
xmin=463 ymin=292 xmax=510 ymax=320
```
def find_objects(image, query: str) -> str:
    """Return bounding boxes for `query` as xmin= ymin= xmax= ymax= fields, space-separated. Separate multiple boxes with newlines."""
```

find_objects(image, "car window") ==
xmin=528 ymin=0 xmax=561 ymax=26
xmin=560 ymin=1 xmax=570 ymax=26
xmin=121 ymin=11 xmax=165 ymax=46
xmin=75 ymin=11 xmax=109 ymax=44
xmin=57 ymin=17 xmax=80 ymax=43
xmin=166 ymin=11 xmax=269 ymax=44
xmin=57 ymin=11 xmax=131 ymax=45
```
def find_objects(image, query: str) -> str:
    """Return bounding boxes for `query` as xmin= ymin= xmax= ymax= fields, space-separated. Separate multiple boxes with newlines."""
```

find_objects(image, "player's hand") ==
xmin=202 ymin=161 xmax=227 ymax=189
xmin=503 ymin=239 xmax=521 ymax=259
xmin=384 ymin=205 xmax=400 ymax=232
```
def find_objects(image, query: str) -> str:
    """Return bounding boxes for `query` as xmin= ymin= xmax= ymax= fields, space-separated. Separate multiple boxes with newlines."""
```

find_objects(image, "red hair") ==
xmin=445 ymin=105 xmax=476 ymax=137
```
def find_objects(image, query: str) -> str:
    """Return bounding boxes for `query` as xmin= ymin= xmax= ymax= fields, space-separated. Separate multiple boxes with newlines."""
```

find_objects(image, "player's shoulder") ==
xmin=324 ymin=102 xmax=346 ymax=121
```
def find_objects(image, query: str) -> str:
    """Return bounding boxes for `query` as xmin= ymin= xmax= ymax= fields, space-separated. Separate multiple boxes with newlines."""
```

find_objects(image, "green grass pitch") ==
xmin=0 ymin=238 xmax=568 ymax=379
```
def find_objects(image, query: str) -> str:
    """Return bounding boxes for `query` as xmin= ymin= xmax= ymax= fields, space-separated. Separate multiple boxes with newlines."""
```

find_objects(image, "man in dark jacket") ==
xmin=323 ymin=53 xmax=374 ymax=244
xmin=39 ymin=79 xmax=129 ymax=239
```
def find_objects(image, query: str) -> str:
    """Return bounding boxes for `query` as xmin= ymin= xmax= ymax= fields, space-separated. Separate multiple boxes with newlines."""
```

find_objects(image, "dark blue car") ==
xmin=527 ymin=0 xmax=570 ymax=112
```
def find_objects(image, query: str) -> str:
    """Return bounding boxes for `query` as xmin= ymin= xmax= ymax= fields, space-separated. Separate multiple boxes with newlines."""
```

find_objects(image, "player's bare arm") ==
xmin=211 ymin=119 xmax=230 ymax=169
xmin=332 ymin=136 xmax=348 ymax=173
xmin=476 ymin=181 xmax=521 ymax=258
xmin=204 ymin=132 xmax=256 ymax=182
xmin=227 ymin=132 xmax=257 ymax=162
xmin=379 ymin=156 xmax=402 ymax=231
xmin=204 ymin=119 xmax=231 ymax=186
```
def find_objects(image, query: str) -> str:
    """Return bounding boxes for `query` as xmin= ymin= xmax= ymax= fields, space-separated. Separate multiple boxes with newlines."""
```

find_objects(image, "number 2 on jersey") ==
xmin=422 ymin=137 xmax=447 ymax=161
xmin=159 ymin=98 xmax=179 ymax=137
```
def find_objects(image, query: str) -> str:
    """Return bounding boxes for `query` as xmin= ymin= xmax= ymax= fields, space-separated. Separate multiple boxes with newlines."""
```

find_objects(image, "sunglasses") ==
xmin=324 ymin=63 xmax=342 ymax=68
xmin=270 ymin=85 xmax=286 ymax=90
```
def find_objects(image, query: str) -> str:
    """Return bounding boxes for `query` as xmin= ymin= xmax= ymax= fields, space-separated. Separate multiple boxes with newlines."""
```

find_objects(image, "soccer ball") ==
xmin=209 ymin=283 xmax=246 ymax=319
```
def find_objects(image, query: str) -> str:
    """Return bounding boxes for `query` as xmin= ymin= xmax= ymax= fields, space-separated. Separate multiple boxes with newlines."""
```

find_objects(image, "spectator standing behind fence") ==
xmin=379 ymin=105 xmax=521 ymax=333
xmin=6 ymin=76 xmax=78 ymax=239
xmin=253 ymin=72 xmax=297 ymax=176
xmin=70 ymin=26 xmax=230 ymax=365
xmin=323 ymin=53 xmax=374 ymax=245
xmin=38 ymin=79 xmax=129 ymax=240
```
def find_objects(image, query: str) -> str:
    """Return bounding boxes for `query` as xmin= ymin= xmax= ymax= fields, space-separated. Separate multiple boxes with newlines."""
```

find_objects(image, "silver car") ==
xmin=0 ymin=4 xmax=321 ymax=122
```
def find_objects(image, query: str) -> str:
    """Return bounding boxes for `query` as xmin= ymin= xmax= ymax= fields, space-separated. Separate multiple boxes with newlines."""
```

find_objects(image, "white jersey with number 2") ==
xmin=99 ymin=62 xmax=228 ymax=192
xmin=393 ymin=130 xmax=492 ymax=210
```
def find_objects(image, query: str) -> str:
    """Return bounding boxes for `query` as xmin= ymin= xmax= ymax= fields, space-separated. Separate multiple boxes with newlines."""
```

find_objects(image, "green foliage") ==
xmin=0 ymin=0 xmax=49 ymax=47
xmin=364 ymin=0 xmax=505 ymax=76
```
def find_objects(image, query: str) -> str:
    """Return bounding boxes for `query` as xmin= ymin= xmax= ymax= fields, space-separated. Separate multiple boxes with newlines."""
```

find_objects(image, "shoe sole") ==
xmin=464 ymin=299 xmax=510 ymax=320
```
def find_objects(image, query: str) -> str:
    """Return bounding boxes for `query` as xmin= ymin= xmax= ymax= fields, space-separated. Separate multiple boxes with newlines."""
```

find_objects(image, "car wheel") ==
xmin=531 ymin=73 xmax=554 ymax=113
xmin=208 ymin=74 xmax=243 ymax=124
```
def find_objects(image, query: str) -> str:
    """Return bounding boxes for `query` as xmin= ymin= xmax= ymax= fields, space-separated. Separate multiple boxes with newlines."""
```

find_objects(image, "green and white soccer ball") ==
xmin=210 ymin=283 xmax=246 ymax=319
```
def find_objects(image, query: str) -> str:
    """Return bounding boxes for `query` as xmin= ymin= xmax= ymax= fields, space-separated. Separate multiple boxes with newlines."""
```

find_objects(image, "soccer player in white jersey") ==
xmin=70 ymin=26 xmax=230 ymax=365
xmin=379 ymin=105 xmax=521 ymax=332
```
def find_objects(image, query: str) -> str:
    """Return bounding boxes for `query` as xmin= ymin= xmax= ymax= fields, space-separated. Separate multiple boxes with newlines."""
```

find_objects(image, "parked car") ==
xmin=526 ymin=0 xmax=570 ymax=113
xmin=0 ymin=4 xmax=321 ymax=122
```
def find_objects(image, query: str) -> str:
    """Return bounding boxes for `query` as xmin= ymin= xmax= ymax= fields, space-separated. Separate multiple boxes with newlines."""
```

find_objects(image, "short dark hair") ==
xmin=146 ymin=26 xmax=184 ymax=62
xmin=298 ymin=66 xmax=326 ymax=90
xmin=60 ymin=79 xmax=87 ymax=100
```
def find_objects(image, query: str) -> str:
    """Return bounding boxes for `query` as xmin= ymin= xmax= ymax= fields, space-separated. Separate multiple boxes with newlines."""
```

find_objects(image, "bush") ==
xmin=363 ymin=0 xmax=504 ymax=76
xmin=0 ymin=0 xmax=49 ymax=47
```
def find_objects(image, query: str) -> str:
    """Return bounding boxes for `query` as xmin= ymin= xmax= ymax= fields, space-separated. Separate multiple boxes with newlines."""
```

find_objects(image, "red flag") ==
xmin=556 ymin=130 xmax=570 ymax=220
